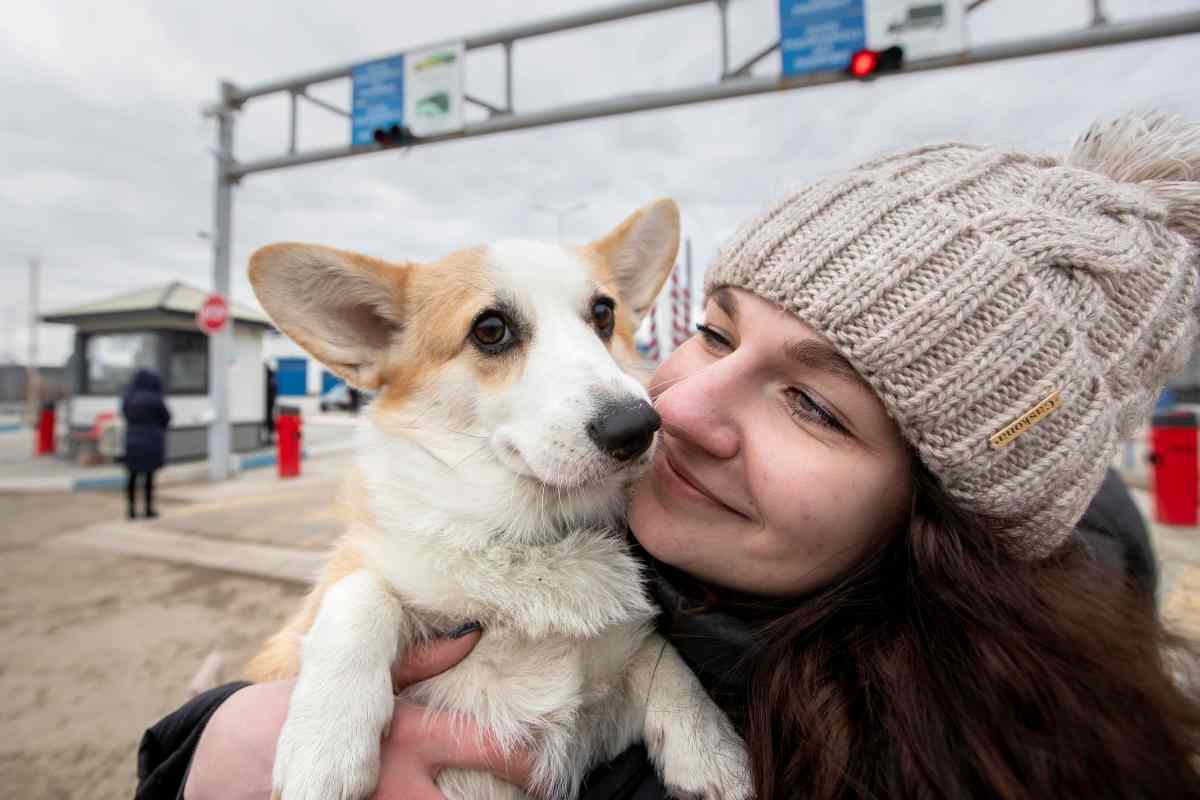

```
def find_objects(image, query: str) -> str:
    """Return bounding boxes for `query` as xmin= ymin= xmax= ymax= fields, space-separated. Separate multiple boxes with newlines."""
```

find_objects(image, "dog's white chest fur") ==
xmin=405 ymin=619 xmax=654 ymax=798
xmin=281 ymin=521 xmax=751 ymax=800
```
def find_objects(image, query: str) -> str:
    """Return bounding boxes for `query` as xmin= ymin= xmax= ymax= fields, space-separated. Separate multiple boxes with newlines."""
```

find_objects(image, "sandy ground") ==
xmin=0 ymin=489 xmax=308 ymax=800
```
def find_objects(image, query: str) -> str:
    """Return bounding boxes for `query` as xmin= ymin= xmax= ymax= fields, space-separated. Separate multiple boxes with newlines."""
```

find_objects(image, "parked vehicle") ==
xmin=319 ymin=383 xmax=353 ymax=412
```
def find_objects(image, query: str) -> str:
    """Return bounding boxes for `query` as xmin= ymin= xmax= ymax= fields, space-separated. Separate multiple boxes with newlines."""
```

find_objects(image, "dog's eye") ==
xmin=471 ymin=313 xmax=513 ymax=352
xmin=592 ymin=300 xmax=615 ymax=339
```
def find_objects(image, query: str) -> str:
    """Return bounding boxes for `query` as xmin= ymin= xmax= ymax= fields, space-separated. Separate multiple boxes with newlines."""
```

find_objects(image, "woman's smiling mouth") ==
xmin=654 ymin=440 xmax=748 ymax=519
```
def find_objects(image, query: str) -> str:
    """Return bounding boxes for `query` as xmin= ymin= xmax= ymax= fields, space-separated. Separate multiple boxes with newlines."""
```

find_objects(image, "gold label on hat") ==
xmin=989 ymin=390 xmax=1063 ymax=449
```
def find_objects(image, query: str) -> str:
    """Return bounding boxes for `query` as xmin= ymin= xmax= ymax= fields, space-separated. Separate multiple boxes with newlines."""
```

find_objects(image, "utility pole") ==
xmin=25 ymin=258 xmax=40 ymax=425
xmin=3 ymin=306 xmax=14 ymax=364
xmin=207 ymin=82 xmax=236 ymax=481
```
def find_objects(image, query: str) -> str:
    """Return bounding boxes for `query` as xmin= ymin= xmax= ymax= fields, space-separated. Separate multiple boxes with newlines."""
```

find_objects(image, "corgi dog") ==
xmin=245 ymin=199 xmax=751 ymax=800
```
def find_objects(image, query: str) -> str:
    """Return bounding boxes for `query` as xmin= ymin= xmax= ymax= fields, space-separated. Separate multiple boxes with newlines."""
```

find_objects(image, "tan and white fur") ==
xmin=246 ymin=199 xmax=751 ymax=800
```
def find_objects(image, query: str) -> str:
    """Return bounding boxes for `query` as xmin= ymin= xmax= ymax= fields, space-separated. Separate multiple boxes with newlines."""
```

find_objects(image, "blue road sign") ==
xmin=779 ymin=0 xmax=866 ymax=77
xmin=276 ymin=357 xmax=308 ymax=396
xmin=351 ymin=55 xmax=405 ymax=146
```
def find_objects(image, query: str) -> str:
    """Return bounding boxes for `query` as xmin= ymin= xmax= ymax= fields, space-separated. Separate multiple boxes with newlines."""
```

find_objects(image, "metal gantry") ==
xmin=202 ymin=0 xmax=1200 ymax=480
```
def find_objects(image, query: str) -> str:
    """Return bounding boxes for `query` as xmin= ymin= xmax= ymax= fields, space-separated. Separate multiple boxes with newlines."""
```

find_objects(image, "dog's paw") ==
xmin=648 ymin=699 xmax=753 ymax=800
xmin=271 ymin=668 xmax=394 ymax=800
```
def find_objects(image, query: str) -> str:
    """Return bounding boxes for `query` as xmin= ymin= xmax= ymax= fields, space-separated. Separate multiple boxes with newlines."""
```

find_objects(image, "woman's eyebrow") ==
xmin=712 ymin=288 xmax=738 ymax=321
xmin=783 ymin=339 xmax=870 ymax=389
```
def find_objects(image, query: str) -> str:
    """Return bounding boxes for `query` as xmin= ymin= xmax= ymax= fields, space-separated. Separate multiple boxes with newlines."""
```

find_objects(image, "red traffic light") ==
xmin=847 ymin=46 xmax=904 ymax=79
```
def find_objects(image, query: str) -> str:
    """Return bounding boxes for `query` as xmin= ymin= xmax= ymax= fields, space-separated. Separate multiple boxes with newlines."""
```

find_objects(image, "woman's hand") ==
xmin=184 ymin=629 xmax=533 ymax=800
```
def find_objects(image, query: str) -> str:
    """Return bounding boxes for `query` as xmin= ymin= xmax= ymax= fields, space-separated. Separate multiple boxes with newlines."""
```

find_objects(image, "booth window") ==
xmin=166 ymin=332 xmax=208 ymax=393
xmin=83 ymin=330 xmax=210 ymax=395
xmin=84 ymin=332 xmax=159 ymax=395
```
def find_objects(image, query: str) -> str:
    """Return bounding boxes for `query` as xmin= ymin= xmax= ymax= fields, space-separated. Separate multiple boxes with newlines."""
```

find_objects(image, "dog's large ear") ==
xmin=249 ymin=243 xmax=407 ymax=390
xmin=587 ymin=198 xmax=680 ymax=323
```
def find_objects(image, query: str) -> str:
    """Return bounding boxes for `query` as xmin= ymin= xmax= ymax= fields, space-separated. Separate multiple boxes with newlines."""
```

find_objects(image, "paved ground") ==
xmin=2 ymin=447 xmax=1200 ymax=799
xmin=0 ymin=458 xmax=344 ymax=800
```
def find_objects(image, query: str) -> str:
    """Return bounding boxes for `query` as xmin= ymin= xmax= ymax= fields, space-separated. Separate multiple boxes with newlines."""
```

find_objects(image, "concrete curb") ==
xmin=0 ymin=475 xmax=73 ymax=491
xmin=49 ymin=521 xmax=323 ymax=584
xmin=0 ymin=442 xmax=355 ymax=493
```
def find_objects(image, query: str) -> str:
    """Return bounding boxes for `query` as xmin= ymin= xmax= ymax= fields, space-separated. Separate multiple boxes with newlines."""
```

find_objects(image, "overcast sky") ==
xmin=3 ymin=0 xmax=1199 ymax=365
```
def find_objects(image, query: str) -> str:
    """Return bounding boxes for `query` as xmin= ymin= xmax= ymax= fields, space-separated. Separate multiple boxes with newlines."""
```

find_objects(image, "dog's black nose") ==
xmin=587 ymin=399 xmax=661 ymax=462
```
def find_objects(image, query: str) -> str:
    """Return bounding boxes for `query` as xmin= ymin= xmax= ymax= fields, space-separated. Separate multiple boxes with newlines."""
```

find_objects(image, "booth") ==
xmin=41 ymin=281 xmax=274 ymax=462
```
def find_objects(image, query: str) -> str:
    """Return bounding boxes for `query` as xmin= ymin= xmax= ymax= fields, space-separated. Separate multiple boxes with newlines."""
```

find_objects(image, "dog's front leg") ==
xmin=627 ymin=634 xmax=753 ymax=800
xmin=273 ymin=570 xmax=406 ymax=800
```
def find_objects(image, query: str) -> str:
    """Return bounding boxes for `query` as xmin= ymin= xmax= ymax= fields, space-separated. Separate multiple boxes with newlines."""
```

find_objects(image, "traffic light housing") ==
xmin=848 ymin=46 xmax=904 ymax=80
xmin=372 ymin=124 xmax=415 ymax=146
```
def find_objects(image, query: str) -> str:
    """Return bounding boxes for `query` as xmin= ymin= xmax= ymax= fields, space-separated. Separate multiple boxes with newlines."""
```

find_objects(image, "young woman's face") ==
xmin=629 ymin=288 xmax=913 ymax=597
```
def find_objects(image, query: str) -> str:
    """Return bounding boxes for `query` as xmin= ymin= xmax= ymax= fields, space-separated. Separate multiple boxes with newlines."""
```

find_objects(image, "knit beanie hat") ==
xmin=705 ymin=111 xmax=1200 ymax=558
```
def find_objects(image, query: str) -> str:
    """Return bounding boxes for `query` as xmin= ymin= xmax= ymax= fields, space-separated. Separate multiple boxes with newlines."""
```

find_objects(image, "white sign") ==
xmin=864 ymin=0 xmax=966 ymax=60
xmin=404 ymin=43 xmax=465 ymax=138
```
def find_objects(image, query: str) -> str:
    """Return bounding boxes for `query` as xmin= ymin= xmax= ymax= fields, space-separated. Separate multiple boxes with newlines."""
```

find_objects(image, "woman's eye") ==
xmin=788 ymin=389 xmax=845 ymax=433
xmin=592 ymin=300 xmax=615 ymax=338
xmin=471 ymin=313 xmax=513 ymax=352
xmin=696 ymin=323 xmax=732 ymax=350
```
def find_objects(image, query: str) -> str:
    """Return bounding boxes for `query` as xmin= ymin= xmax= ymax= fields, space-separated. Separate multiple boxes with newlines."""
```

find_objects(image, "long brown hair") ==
xmin=745 ymin=462 xmax=1200 ymax=799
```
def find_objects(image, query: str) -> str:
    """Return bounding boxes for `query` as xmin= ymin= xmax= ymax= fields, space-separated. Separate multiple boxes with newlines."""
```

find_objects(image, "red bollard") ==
xmin=1150 ymin=409 xmax=1199 ymax=526
xmin=35 ymin=403 xmax=55 ymax=456
xmin=276 ymin=406 xmax=302 ymax=478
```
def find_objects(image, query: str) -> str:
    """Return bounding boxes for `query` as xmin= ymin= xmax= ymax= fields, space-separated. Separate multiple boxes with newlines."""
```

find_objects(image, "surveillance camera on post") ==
xmin=372 ymin=124 xmax=415 ymax=147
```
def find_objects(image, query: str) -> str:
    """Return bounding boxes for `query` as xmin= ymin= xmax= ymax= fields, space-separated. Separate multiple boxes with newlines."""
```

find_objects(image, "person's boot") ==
xmin=127 ymin=507 xmax=137 ymax=520
xmin=144 ymin=477 xmax=157 ymax=519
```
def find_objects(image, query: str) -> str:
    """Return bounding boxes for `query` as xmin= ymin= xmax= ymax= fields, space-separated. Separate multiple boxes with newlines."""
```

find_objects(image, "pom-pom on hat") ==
xmin=705 ymin=111 xmax=1200 ymax=558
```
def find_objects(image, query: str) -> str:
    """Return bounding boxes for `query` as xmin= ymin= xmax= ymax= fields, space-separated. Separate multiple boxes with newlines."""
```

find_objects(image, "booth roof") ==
xmin=41 ymin=281 xmax=273 ymax=328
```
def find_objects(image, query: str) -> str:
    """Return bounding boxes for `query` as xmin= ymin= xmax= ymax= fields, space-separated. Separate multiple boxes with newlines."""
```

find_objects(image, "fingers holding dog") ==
xmin=374 ymin=703 xmax=535 ymax=798
xmin=391 ymin=624 xmax=482 ymax=689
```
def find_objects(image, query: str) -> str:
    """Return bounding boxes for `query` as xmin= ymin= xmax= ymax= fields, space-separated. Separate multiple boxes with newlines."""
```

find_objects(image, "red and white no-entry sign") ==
xmin=197 ymin=293 xmax=230 ymax=334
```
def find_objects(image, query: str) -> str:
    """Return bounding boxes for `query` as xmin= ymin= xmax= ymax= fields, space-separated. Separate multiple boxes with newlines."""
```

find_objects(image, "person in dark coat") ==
xmin=122 ymin=369 xmax=171 ymax=519
xmin=264 ymin=366 xmax=278 ymax=443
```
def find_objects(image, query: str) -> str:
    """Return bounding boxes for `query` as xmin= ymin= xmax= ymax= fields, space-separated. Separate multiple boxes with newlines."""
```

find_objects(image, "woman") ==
xmin=122 ymin=368 xmax=171 ymax=520
xmin=139 ymin=111 xmax=1200 ymax=799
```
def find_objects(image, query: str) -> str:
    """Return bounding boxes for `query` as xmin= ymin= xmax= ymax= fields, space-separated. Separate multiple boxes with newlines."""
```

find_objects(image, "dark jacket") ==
xmin=122 ymin=369 xmax=171 ymax=472
xmin=1075 ymin=468 xmax=1158 ymax=607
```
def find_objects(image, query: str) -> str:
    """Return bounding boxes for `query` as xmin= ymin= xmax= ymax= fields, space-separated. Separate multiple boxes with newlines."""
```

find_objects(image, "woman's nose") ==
xmin=652 ymin=362 xmax=740 ymax=460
